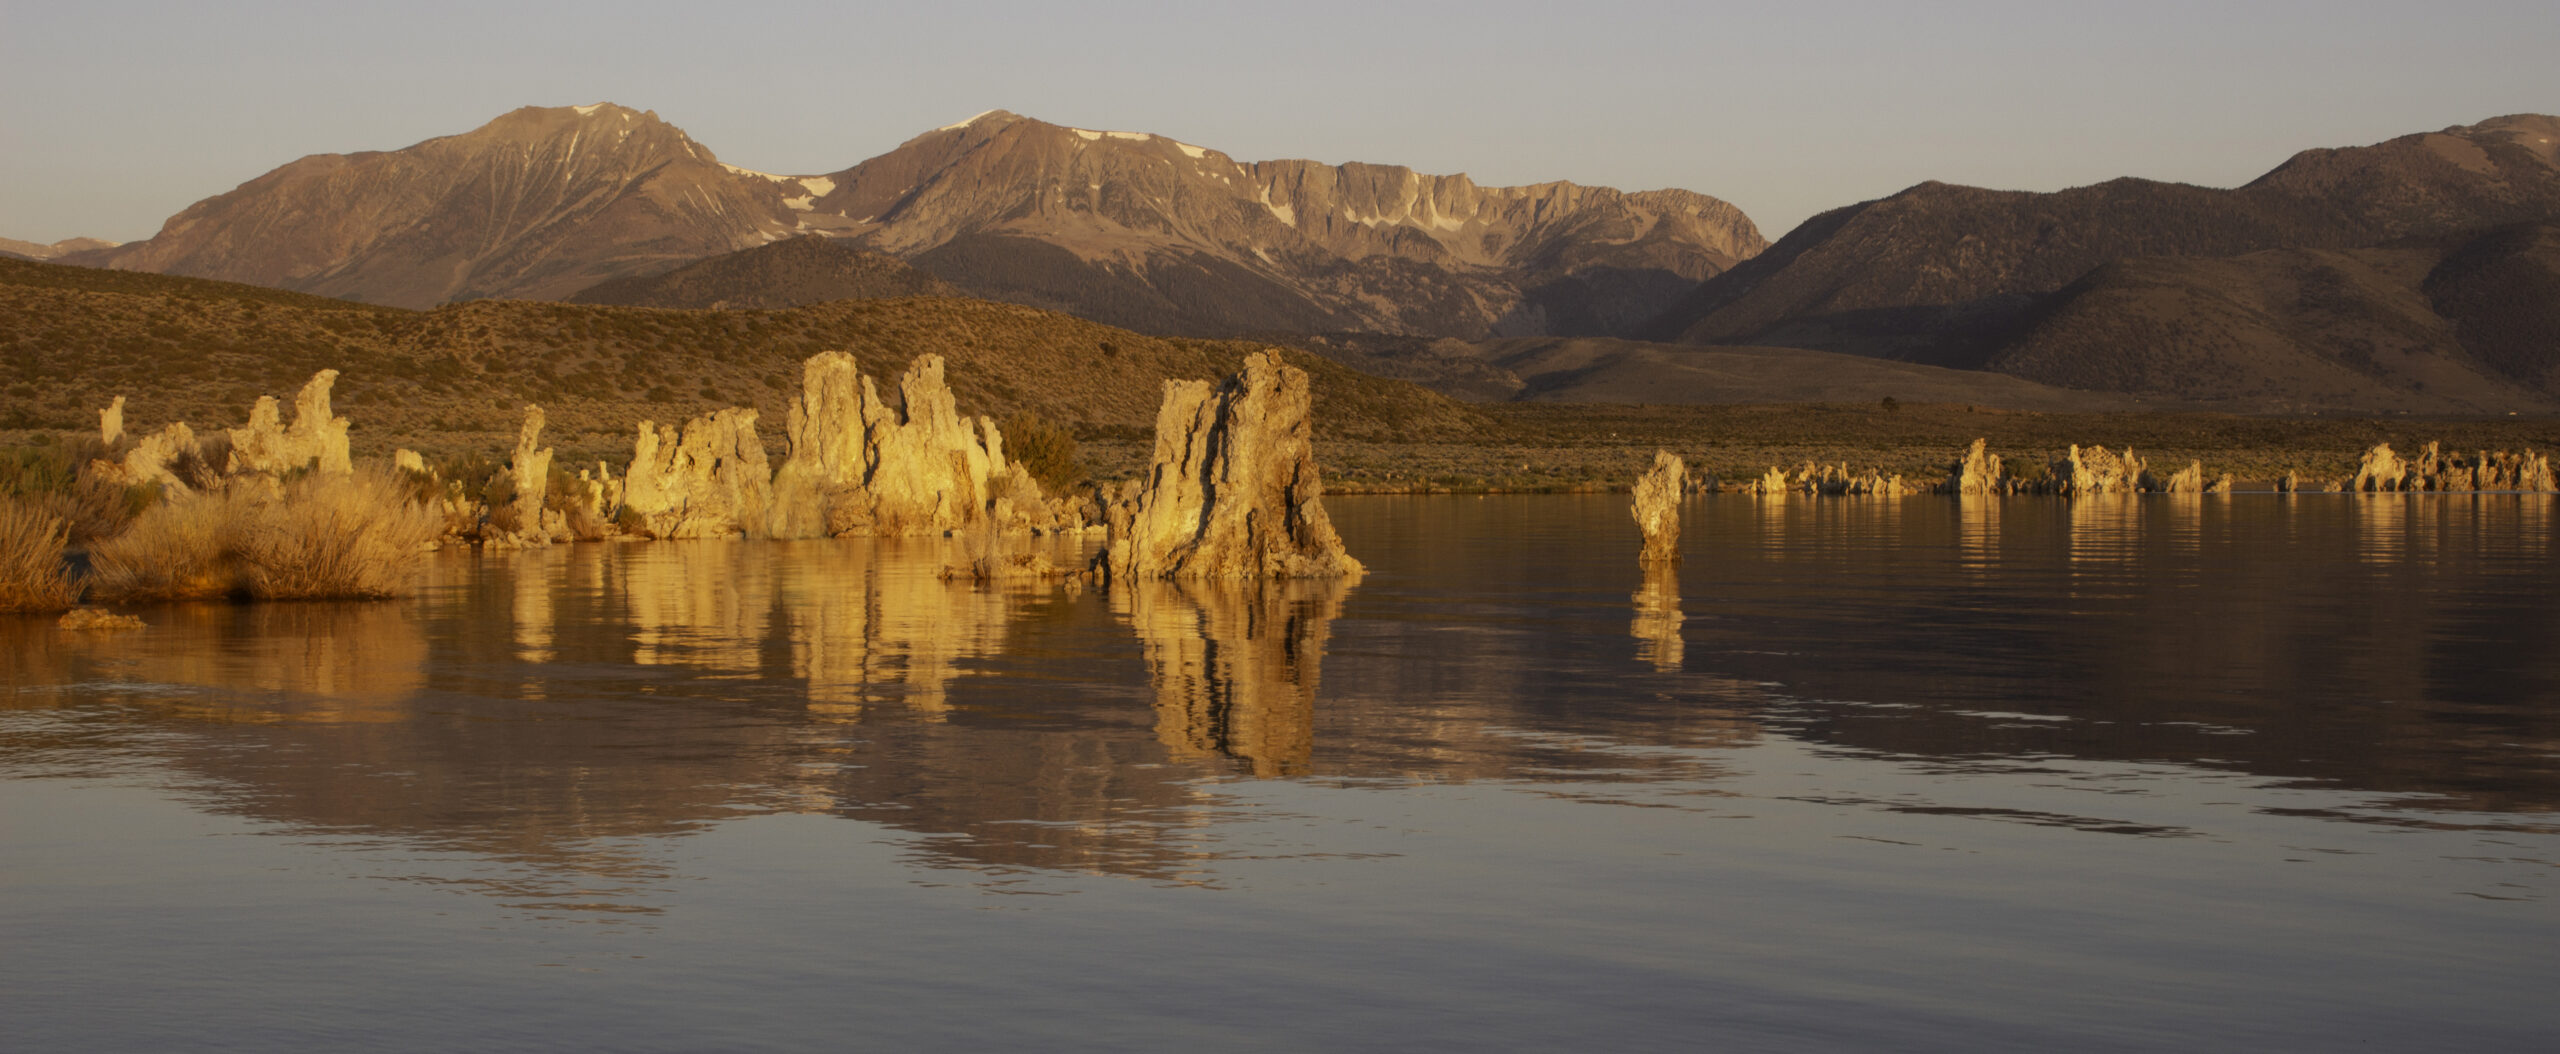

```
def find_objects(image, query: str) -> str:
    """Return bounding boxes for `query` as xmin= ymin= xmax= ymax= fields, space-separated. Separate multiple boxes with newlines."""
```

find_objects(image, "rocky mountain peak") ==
xmin=72 ymin=103 xmax=1767 ymax=338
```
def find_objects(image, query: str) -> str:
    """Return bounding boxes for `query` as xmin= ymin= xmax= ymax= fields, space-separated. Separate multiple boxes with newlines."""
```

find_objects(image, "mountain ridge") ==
xmin=67 ymin=104 xmax=1766 ymax=339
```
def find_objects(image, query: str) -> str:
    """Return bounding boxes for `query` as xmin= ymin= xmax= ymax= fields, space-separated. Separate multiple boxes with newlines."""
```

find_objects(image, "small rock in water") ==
xmin=58 ymin=609 xmax=145 ymax=631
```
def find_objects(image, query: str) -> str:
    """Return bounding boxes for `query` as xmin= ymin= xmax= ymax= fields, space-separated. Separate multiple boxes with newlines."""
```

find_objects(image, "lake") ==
xmin=4 ymin=494 xmax=2556 ymax=1051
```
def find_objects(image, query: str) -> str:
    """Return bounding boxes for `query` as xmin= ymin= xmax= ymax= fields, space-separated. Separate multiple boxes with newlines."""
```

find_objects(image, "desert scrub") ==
xmin=0 ymin=497 xmax=80 ymax=613
xmin=1002 ymin=411 xmax=1084 ymax=492
xmin=90 ymin=468 xmax=441 ymax=602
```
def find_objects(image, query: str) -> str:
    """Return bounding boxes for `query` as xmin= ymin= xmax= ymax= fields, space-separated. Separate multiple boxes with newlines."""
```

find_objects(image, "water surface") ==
xmin=5 ymin=495 xmax=2556 ymax=1050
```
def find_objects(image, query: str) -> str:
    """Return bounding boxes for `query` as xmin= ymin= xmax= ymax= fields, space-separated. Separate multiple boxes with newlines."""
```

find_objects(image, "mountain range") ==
xmin=1641 ymin=114 xmax=2560 ymax=411
xmin=58 ymin=104 xmax=1763 ymax=340
xmin=28 ymin=106 xmax=2560 ymax=413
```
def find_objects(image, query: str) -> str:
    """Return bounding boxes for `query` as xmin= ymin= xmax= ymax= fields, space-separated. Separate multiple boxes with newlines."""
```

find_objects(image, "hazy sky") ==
xmin=4 ymin=0 xmax=2553 ymax=244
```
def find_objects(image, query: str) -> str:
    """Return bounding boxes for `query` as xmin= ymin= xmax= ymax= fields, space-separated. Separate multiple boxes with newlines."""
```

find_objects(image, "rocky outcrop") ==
xmin=99 ymin=396 xmax=124 ymax=447
xmin=2351 ymin=443 xmax=2410 ymax=492
xmin=1100 ymin=352 xmax=1363 ymax=581
xmin=91 ymin=422 xmax=201 ymax=495
xmin=623 ymin=409 xmax=772 ymax=539
xmin=1753 ymin=466 xmax=1790 ymax=496
xmin=2145 ymin=460 xmax=2207 ymax=494
xmin=226 ymin=370 xmax=352 ymax=477
xmin=482 ymin=405 xmax=561 ymax=548
xmin=860 ymin=356 xmax=1004 ymax=536
xmin=1946 ymin=438 xmax=2005 ymax=495
xmin=2044 ymin=445 xmax=2144 ymax=496
xmin=2357 ymin=441 xmax=2559 ymax=492
xmin=772 ymin=352 xmax=1022 ymax=538
xmin=1631 ymin=450 xmax=1684 ymax=564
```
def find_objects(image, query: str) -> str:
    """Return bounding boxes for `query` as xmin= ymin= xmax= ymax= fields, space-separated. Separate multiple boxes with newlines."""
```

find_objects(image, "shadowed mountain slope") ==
xmin=1983 ymin=222 xmax=2560 ymax=413
xmin=566 ymin=236 xmax=957 ymax=309
xmin=1644 ymin=115 xmax=2560 ymax=367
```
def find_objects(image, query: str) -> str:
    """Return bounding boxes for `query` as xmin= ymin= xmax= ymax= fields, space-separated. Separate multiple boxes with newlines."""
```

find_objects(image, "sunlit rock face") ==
xmin=226 ymin=369 xmax=352 ymax=477
xmin=90 ymin=420 xmax=202 ymax=495
xmin=2044 ymin=444 xmax=2144 ymax=496
xmin=2145 ymin=460 xmax=2207 ymax=494
xmin=1102 ymin=352 xmax=1361 ymax=581
xmin=2352 ymin=443 xmax=2410 ymax=492
xmin=1946 ymin=438 xmax=2005 ymax=495
xmin=771 ymin=352 xmax=1014 ymax=539
xmin=2356 ymin=441 xmax=2558 ymax=493
xmin=862 ymin=356 xmax=1005 ymax=537
xmin=480 ymin=404 xmax=561 ymax=549
xmin=1122 ymin=575 xmax=1352 ymax=777
xmin=623 ymin=408 xmax=772 ymax=539
xmin=1631 ymin=450 xmax=1684 ymax=564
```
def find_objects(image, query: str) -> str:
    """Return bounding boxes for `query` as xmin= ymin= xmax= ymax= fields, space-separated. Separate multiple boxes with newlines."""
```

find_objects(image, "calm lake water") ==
xmin=5 ymin=494 xmax=2557 ymax=1051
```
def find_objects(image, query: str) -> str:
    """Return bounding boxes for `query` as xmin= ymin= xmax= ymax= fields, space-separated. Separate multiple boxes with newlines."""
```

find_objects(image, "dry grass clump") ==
xmin=90 ymin=467 xmax=441 ymax=602
xmin=0 ymin=497 xmax=81 ymax=613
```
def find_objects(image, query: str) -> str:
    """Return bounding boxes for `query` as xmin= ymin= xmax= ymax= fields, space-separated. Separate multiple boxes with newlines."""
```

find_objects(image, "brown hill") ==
xmin=65 ymin=104 xmax=821 ymax=307
xmin=1295 ymin=334 xmax=2165 ymax=411
xmin=66 ymin=105 xmax=1765 ymax=340
xmin=1644 ymin=115 xmax=2560 ymax=367
xmin=1983 ymin=223 xmax=2560 ymax=413
xmin=0 ymin=236 xmax=117 ymax=261
xmin=566 ymin=236 xmax=957 ymax=309
xmin=0 ymin=257 xmax=1485 ymax=452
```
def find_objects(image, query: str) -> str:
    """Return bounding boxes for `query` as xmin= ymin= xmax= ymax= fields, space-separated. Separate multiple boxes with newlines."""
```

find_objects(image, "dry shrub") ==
xmin=1002 ymin=411 xmax=1085 ymax=492
xmin=0 ymin=497 xmax=81 ymax=613
xmin=89 ymin=487 xmax=258 ymax=601
xmin=244 ymin=468 xmax=442 ymax=600
xmin=90 ymin=468 xmax=440 ymax=602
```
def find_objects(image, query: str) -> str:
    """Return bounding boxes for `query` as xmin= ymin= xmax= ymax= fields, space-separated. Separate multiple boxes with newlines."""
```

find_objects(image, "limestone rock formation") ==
xmin=771 ymin=352 xmax=1018 ymax=538
xmin=2146 ymin=461 xmax=2207 ymax=494
xmin=1100 ymin=352 xmax=1362 ymax=581
xmin=623 ymin=409 xmax=773 ymax=539
xmin=483 ymin=405 xmax=560 ymax=547
xmin=227 ymin=370 xmax=352 ymax=477
xmin=1631 ymin=450 xmax=1684 ymax=564
xmin=2332 ymin=441 xmax=2557 ymax=493
xmin=2045 ymin=445 xmax=2144 ymax=496
xmin=1946 ymin=439 xmax=2005 ymax=495
xmin=57 ymin=609 xmax=145 ymax=631
xmin=859 ymin=356 xmax=1004 ymax=537
xmin=99 ymin=396 xmax=124 ymax=447
xmin=2205 ymin=473 xmax=2236 ymax=495
xmin=2351 ymin=443 xmax=2408 ymax=492
xmin=1754 ymin=466 xmax=1789 ymax=496
xmin=91 ymin=422 xmax=201 ymax=495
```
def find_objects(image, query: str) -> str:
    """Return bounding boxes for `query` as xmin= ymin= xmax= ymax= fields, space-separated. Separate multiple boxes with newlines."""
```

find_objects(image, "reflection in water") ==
xmin=514 ymin=547 xmax=555 ymax=665
xmin=1957 ymin=496 xmax=1999 ymax=579
xmin=623 ymin=541 xmax=774 ymax=672
xmin=2356 ymin=494 xmax=2408 ymax=565
xmin=1 ymin=495 xmax=2554 ymax=915
xmin=771 ymin=538 xmax=1020 ymax=717
xmin=1121 ymin=576 xmax=1352 ymax=777
xmin=1630 ymin=564 xmax=1683 ymax=671
xmin=2 ymin=603 xmax=427 ymax=725
xmin=2067 ymin=494 xmax=2141 ymax=565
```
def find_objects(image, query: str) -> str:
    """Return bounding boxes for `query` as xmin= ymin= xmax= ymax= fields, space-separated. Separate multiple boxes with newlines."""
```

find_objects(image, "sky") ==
xmin=3 ymin=0 xmax=2554 ymax=245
